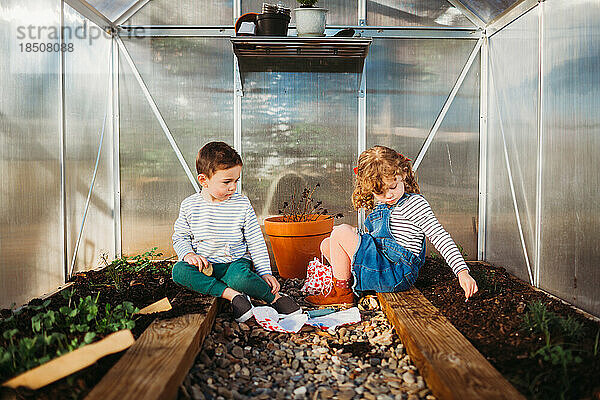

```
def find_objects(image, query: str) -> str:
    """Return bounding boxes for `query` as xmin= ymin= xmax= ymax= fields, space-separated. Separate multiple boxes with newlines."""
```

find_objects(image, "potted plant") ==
xmin=294 ymin=0 xmax=328 ymax=37
xmin=264 ymin=184 xmax=341 ymax=279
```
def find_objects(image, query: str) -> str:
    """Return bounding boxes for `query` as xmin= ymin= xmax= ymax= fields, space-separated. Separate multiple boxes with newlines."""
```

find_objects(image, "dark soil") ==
xmin=414 ymin=258 xmax=600 ymax=400
xmin=0 ymin=261 xmax=212 ymax=400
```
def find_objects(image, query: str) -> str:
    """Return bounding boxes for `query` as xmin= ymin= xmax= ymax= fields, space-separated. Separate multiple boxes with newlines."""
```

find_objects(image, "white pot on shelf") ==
xmin=294 ymin=7 xmax=328 ymax=37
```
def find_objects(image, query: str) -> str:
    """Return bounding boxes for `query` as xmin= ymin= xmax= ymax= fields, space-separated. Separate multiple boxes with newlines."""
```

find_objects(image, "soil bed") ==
xmin=180 ymin=279 xmax=435 ymax=400
xmin=1 ymin=260 xmax=210 ymax=400
xmin=414 ymin=258 xmax=600 ymax=400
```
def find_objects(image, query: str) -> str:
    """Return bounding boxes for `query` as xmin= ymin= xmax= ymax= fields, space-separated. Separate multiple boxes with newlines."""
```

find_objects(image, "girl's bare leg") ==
xmin=328 ymin=224 xmax=360 ymax=280
xmin=320 ymin=237 xmax=331 ymax=263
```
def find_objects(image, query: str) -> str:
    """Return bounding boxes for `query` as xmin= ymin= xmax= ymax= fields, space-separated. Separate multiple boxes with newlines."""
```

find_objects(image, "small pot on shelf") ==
xmin=256 ymin=12 xmax=291 ymax=36
xmin=294 ymin=6 xmax=328 ymax=37
xmin=256 ymin=3 xmax=291 ymax=36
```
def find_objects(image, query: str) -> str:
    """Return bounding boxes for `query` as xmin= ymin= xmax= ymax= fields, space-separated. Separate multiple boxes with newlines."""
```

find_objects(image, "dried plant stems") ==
xmin=278 ymin=183 xmax=338 ymax=222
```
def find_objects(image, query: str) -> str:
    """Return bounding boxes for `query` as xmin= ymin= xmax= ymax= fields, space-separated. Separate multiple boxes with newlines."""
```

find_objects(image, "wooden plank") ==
xmin=378 ymin=289 xmax=525 ymax=400
xmin=85 ymin=297 xmax=220 ymax=400
xmin=3 ymin=330 xmax=135 ymax=390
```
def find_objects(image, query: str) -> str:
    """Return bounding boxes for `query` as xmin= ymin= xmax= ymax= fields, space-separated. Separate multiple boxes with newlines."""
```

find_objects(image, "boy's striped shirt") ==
xmin=389 ymin=194 xmax=469 ymax=276
xmin=172 ymin=192 xmax=272 ymax=276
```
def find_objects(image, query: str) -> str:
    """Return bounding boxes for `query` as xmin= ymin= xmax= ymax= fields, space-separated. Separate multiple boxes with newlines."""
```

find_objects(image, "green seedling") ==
xmin=1 ymin=289 xmax=139 ymax=382
xmin=130 ymin=247 xmax=164 ymax=274
xmin=101 ymin=252 xmax=124 ymax=292
xmin=519 ymin=300 xmax=594 ymax=399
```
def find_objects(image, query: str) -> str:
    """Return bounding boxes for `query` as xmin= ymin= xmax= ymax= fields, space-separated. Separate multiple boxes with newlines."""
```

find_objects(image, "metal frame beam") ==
xmin=478 ymin=36 xmax=488 ymax=261
xmin=115 ymin=37 xmax=200 ymax=193
xmin=59 ymin=0 xmax=68 ymax=283
xmin=118 ymin=26 xmax=480 ymax=39
xmin=233 ymin=0 xmax=242 ymax=192
xmin=114 ymin=0 xmax=152 ymax=26
xmin=64 ymin=0 xmax=113 ymax=31
xmin=446 ymin=0 xmax=487 ymax=29
xmin=111 ymin=37 xmax=122 ymax=258
xmin=358 ymin=0 xmax=367 ymax=26
xmin=69 ymin=114 xmax=107 ymax=278
xmin=487 ymin=0 xmax=539 ymax=38
xmin=490 ymin=71 xmax=534 ymax=285
xmin=534 ymin=2 xmax=545 ymax=288
xmin=357 ymin=0 xmax=367 ymax=230
xmin=413 ymin=38 xmax=483 ymax=171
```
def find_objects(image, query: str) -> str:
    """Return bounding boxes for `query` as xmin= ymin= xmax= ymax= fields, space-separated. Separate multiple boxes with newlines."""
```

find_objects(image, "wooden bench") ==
xmin=85 ymin=297 xmax=220 ymax=400
xmin=379 ymin=289 xmax=525 ymax=400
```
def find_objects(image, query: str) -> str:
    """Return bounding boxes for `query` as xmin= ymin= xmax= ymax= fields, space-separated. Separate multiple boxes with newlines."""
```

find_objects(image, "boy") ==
xmin=172 ymin=142 xmax=301 ymax=322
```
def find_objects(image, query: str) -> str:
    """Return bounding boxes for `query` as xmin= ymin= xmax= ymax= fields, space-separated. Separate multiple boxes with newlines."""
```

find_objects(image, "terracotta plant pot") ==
xmin=264 ymin=214 xmax=334 ymax=279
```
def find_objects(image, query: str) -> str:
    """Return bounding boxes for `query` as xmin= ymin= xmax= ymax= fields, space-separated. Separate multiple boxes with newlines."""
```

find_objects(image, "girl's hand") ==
xmin=261 ymin=274 xmax=281 ymax=294
xmin=184 ymin=252 xmax=210 ymax=272
xmin=457 ymin=270 xmax=478 ymax=300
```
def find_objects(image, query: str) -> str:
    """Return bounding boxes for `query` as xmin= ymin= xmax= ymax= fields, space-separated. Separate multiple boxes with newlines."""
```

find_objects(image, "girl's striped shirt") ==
xmin=172 ymin=192 xmax=272 ymax=276
xmin=389 ymin=194 xmax=469 ymax=276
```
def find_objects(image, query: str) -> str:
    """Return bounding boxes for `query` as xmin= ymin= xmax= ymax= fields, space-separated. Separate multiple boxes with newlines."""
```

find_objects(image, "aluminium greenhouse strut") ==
xmin=413 ymin=38 xmax=483 ymax=171
xmin=69 ymin=113 xmax=108 ymax=279
xmin=115 ymin=37 xmax=201 ymax=194
xmin=490 ymin=72 xmax=534 ymax=286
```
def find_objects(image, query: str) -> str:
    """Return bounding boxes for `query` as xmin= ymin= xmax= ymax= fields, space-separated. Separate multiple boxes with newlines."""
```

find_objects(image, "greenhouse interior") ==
xmin=1 ymin=0 xmax=599 ymax=399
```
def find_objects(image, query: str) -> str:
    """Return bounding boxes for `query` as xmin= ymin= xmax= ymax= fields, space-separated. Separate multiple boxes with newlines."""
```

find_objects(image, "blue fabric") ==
xmin=351 ymin=193 xmax=426 ymax=293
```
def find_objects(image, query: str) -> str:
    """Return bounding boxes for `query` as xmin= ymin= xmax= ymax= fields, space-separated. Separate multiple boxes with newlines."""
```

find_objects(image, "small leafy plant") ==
xmin=519 ymin=300 xmax=589 ymax=399
xmin=100 ymin=247 xmax=165 ymax=291
xmin=278 ymin=183 xmax=343 ymax=222
xmin=0 ymin=290 xmax=139 ymax=381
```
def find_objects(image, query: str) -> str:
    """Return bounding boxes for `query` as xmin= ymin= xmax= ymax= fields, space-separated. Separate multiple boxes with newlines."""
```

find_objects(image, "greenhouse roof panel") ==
xmin=456 ymin=0 xmax=523 ymax=23
xmin=84 ymin=0 xmax=139 ymax=22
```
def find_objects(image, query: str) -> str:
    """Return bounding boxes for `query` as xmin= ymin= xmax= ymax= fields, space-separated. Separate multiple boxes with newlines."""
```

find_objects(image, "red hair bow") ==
xmin=353 ymin=166 xmax=358 ymax=175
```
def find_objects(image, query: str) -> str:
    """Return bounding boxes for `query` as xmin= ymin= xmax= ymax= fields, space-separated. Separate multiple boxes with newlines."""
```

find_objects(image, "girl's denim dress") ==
xmin=351 ymin=193 xmax=426 ymax=293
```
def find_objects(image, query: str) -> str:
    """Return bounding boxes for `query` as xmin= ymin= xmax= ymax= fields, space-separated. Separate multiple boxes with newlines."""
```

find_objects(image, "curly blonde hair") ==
xmin=352 ymin=145 xmax=420 ymax=210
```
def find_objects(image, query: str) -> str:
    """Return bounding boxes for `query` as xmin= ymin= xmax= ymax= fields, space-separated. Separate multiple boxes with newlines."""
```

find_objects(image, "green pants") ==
xmin=172 ymin=257 xmax=275 ymax=303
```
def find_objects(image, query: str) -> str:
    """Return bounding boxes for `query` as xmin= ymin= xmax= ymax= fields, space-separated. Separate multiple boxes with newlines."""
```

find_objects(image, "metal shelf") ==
xmin=231 ymin=36 xmax=371 ymax=59
xmin=231 ymin=37 xmax=371 ymax=93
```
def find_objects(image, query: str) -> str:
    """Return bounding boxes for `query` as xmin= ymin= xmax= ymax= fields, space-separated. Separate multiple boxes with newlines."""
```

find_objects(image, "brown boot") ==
xmin=306 ymin=277 xmax=355 ymax=307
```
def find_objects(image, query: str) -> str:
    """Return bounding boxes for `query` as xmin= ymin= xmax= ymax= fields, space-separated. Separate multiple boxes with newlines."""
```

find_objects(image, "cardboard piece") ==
xmin=136 ymin=297 xmax=172 ymax=315
xmin=2 ymin=330 xmax=135 ymax=390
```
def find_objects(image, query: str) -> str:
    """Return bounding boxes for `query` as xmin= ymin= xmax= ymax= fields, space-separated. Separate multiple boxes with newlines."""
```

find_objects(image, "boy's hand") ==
xmin=183 ymin=252 xmax=210 ymax=272
xmin=261 ymin=274 xmax=280 ymax=295
xmin=457 ymin=270 xmax=478 ymax=300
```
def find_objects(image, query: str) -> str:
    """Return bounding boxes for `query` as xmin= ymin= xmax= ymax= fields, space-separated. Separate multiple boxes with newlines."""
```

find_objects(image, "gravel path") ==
xmin=179 ymin=279 xmax=435 ymax=400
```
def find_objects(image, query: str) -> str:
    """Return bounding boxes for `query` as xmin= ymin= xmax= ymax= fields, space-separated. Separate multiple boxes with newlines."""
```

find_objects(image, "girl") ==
xmin=306 ymin=145 xmax=478 ymax=306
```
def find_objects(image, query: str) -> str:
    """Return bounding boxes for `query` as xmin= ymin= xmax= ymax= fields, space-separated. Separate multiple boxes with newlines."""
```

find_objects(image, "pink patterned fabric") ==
xmin=301 ymin=257 xmax=333 ymax=296
xmin=256 ymin=316 xmax=292 ymax=332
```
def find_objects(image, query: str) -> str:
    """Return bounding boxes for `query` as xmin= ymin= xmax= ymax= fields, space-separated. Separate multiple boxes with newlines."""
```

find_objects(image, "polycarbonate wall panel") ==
xmin=416 ymin=55 xmax=480 ymax=260
xmin=119 ymin=38 xmax=233 ymax=256
xmin=242 ymin=71 xmax=358 ymax=228
xmin=459 ymin=0 xmax=520 ymax=23
xmin=242 ymin=0 xmax=357 ymax=26
xmin=539 ymin=0 xmax=600 ymax=316
xmin=366 ymin=38 xmax=479 ymax=259
xmin=366 ymin=0 xmax=475 ymax=27
xmin=127 ymin=0 xmax=234 ymax=26
xmin=0 ymin=0 xmax=62 ymax=308
xmin=486 ymin=8 xmax=538 ymax=283
xmin=64 ymin=6 xmax=114 ymax=273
